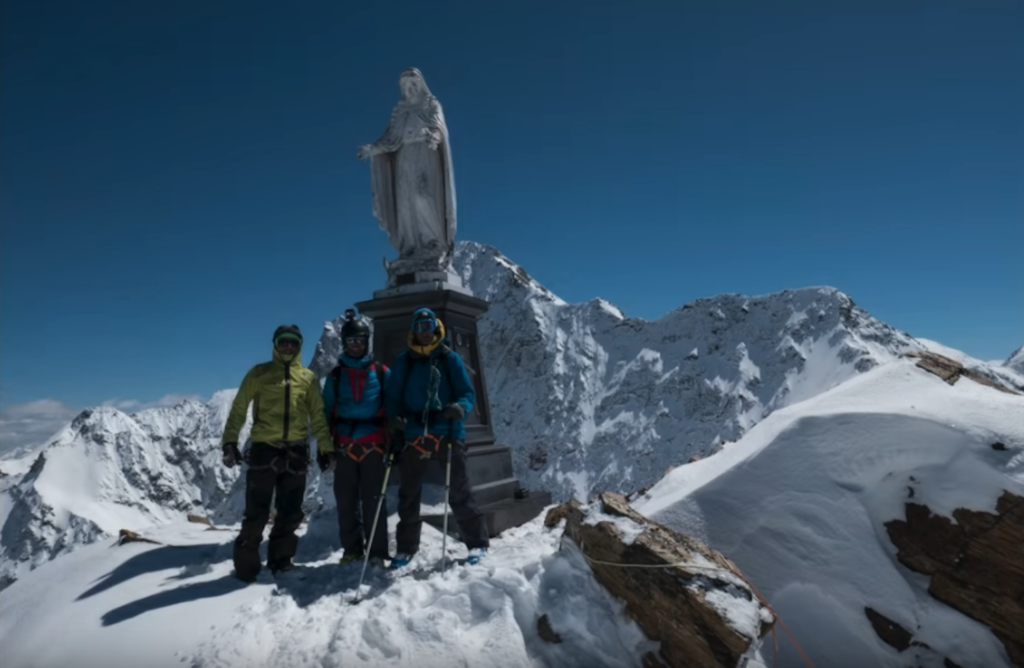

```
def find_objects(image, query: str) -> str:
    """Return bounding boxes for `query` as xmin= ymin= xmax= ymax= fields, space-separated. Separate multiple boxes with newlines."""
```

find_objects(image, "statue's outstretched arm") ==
xmin=358 ymin=108 xmax=403 ymax=159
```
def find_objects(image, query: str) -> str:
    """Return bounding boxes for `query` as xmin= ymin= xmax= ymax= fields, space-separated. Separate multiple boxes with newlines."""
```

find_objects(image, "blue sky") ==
xmin=2 ymin=1 xmax=1022 ymax=447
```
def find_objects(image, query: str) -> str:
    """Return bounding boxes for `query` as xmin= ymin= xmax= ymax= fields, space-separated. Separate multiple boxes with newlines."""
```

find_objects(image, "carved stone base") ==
xmin=374 ymin=270 xmax=471 ymax=299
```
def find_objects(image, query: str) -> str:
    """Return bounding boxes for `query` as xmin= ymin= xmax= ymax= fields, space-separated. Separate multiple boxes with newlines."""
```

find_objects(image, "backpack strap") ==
xmin=399 ymin=345 xmax=456 ymax=423
xmin=328 ymin=366 xmax=343 ymax=428
xmin=371 ymin=361 xmax=387 ymax=417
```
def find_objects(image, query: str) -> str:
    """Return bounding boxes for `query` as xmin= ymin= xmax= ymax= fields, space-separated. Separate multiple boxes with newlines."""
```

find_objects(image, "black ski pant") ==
xmin=333 ymin=447 xmax=390 ymax=559
xmin=396 ymin=438 xmax=490 ymax=554
xmin=233 ymin=442 xmax=309 ymax=581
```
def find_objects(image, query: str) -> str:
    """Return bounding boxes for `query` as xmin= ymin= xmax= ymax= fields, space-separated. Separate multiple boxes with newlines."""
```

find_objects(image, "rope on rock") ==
xmin=579 ymin=553 xmax=816 ymax=668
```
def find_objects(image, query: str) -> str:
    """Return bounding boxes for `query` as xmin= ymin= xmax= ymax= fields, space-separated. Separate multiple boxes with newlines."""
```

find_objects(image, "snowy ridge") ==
xmin=449 ymin=241 xmax=935 ymax=501
xmin=918 ymin=338 xmax=1024 ymax=393
xmin=314 ymin=242 xmax=1019 ymax=505
xmin=634 ymin=357 xmax=1024 ymax=667
xmin=0 ymin=394 xmax=246 ymax=588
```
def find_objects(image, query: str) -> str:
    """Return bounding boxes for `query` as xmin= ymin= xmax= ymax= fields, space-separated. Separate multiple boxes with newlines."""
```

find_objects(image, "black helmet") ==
xmin=341 ymin=309 xmax=370 ymax=341
xmin=272 ymin=324 xmax=303 ymax=345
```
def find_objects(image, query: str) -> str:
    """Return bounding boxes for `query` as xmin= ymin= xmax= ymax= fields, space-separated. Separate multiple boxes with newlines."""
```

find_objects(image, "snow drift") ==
xmin=0 ymin=507 xmax=669 ymax=668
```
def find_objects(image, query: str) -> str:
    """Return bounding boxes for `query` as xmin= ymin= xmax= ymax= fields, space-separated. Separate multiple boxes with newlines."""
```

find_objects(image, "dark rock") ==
xmin=864 ymin=607 xmax=913 ymax=651
xmin=117 ymin=529 xmax=161 ymax=546
xmin=885 ymin=491 xmax=1024 ymax=666
xmin=904 ymin=352 xmax=1020 ymax=395
xmin=536 ymin=614 xmax=562 ymax=644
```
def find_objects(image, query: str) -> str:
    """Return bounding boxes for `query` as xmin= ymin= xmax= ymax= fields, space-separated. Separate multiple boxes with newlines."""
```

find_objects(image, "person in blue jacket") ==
xmin=385 ymin=308 xmax=490 ymax=569
xmin=320 ymin=309 xmax=392 ymax=568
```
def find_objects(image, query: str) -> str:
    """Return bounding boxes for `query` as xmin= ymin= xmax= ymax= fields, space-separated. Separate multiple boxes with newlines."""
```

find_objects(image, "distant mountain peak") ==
xmin=1006 ymin=345 xmax=1024 ymax=374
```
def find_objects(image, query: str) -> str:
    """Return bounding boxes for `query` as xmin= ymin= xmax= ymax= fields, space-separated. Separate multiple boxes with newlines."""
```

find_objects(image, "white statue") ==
xmin=359 ymin=68 xmax=457 ymax=278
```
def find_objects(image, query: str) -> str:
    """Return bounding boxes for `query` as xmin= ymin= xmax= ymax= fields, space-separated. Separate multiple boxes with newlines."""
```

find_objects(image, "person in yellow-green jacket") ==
xmin=221 ymin=324 xmax=334 ymax=582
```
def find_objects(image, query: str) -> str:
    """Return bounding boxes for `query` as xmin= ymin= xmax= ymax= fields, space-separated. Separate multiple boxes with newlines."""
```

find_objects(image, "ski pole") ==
xmin=358 ymin=452 xmax=394 ymax=593
xmin=441 ymin=438 xmax=453 ymax=574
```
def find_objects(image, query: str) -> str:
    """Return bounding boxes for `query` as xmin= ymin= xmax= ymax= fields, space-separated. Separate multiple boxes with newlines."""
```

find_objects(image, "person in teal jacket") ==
xmin=320 ymin=310 xmax=392 ymax=567
xmin=384 ymin=307 xmax=489 ymax=569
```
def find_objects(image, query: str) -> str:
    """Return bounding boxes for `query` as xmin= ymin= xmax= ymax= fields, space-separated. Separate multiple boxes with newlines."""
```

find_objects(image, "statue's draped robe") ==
xmin=369 ymin=97 xmax=457 ymax=260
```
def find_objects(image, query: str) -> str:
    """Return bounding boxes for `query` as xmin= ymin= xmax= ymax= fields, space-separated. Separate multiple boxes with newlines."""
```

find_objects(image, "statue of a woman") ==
xmin=359 ymin=68 xmax=457 ymax=271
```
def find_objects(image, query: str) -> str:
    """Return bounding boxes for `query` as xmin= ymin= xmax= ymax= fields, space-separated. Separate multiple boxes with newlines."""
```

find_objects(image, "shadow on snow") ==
xmin=77 ymin=541 xmax=232 ymax=601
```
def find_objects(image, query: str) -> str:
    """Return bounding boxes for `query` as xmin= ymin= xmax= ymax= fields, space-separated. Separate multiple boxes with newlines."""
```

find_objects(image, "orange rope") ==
xmin=732 ymin=570 xmax=815 ymax=668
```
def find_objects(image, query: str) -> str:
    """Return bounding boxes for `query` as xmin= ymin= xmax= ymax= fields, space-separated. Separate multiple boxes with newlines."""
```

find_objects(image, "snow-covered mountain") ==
xmin=316 ymin=242 xmax=1016 ymax=503
xmin=1006 ymin=345 xmax=1024 ymax=375
xmin=2 ymin=239 xmax=1022 ymax=667
xmin=4 ymin=240 xmax=1020 ymax=593
xmin=0 ymin=393 xmax=246 ymax=588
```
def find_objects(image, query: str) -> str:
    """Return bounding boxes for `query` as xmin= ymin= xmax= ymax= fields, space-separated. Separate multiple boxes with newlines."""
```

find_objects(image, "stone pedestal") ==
xmin=355 ymin=288 xmax=551 ymax=538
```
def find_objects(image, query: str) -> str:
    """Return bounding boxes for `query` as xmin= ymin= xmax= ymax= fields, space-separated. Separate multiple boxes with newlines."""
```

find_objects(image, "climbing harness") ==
xmin=245 ymin=441 xmax=310 ymax=475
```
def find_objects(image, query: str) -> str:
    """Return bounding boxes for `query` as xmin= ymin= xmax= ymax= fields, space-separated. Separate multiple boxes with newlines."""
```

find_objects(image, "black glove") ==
xmin=317 ymin=450 xmax=336 ymax=474
xmin=222 ymin=443 xmax=243 ymax=468
xmin=441 ymin=403 xmax=466 ymax=421
xmin=386 ymin=415 xmax=407 ymax=436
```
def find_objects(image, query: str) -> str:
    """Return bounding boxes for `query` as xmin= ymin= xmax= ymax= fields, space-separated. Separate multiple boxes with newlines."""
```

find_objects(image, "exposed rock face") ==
xmin=864 ymin=607 xmax=914 ymax=651
xmin=536 ymin=614 xmax=563 ymax=644
xmin=546 ymin=492 xmax=773 ymax=668
xmin=905 ymin=351 xmax=1021 ymax=395
xmin=885 ymin=491 xmax=1024 ymax=666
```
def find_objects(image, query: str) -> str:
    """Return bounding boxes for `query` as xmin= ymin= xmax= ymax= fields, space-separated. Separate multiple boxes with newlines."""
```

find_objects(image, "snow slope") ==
xmin=0 ymin=507 xmax=690 ymax=668
xmin=633 ymin=357 xmax=1024 ymax=668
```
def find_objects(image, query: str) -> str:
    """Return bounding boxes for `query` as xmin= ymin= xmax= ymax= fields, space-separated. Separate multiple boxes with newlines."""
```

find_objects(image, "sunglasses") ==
xmin=276 ymin=338 xmax=300 ymax=349
xmin=413 ymin=319 xmax=437 ymax=334
xmin=344 ymin=337 xmax=368 ymax=346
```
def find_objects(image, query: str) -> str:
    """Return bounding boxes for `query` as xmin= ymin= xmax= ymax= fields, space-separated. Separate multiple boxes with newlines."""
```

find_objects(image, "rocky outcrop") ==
xmin=117 ymin=529 xmax=161 ymax=546
xmin=905 ymin=351 xmax=1020 ymax=395
xmin=885 ymin=491 xmax=1024 ymax=666
xmin=864 ymin=607 xmax=915 ymax=651
xmin=536 ymin=614 xmax=563 ymax=644
xmin=546 ymin=492 xmax=774 ymax=668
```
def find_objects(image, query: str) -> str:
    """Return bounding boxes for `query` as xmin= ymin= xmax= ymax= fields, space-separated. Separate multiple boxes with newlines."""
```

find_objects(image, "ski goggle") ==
xmin=413 ymin=318 xmax=437 ymax=334
xmin=344 ymin=336 xmax=368 ymax=346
